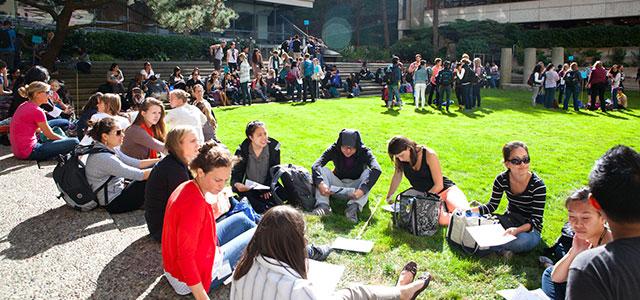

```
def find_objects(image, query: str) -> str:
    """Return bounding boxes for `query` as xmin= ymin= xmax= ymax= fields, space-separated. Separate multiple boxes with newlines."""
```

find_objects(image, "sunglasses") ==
xmin=113 ymin=129 xmax=123 ymax=136
xmin=508 ymin=156 xmax=530 ymax=165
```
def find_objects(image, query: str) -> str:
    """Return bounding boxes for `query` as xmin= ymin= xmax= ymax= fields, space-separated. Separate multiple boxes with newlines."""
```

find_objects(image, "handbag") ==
xmin=392 ymin=189 xmax=441 ymax=236
xmin=446 ymin=210 xmax=500 ymax=254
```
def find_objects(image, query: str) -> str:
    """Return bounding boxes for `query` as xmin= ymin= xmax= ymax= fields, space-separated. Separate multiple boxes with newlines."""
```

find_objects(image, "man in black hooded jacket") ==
xmin=311 ymin=129 xmax=382 ymax=223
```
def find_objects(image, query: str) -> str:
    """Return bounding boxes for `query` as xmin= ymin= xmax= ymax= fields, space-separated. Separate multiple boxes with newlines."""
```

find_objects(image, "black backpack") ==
xmin=270 ymin=164 xmax=316 ymax=211
xmin=53 ymin=144 xmax=114 ymax=211
xmin=0 ymin=30 xmax=10 ymax=49
xmin=439 ymin=70 xmax=453 ymax=86
xmin=527 ymin=73 xmax=535 ymax=86
xmin=384 ymin=65 xmax=396 ymax=85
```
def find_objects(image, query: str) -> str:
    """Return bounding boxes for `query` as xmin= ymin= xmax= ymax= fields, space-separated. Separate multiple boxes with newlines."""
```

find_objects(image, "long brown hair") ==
xmin=387 ymin=136 xmax=423 ymax=170
xmin=132 ymin=97 xmax=166 ymax=142
xmin=233 ymin=206 xmax=308 ymax=280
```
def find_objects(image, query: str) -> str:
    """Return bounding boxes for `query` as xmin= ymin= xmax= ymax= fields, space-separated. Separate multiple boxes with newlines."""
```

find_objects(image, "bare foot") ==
xmin=399 ymin=273 xmax=431 ymax=300
xmin=396 ymin=269 xmax=414 ymax=286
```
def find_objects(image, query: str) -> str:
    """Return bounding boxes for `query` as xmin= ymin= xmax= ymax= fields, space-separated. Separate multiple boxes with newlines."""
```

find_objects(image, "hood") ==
xmin=335 ymin=129 xmax=363 ymax=149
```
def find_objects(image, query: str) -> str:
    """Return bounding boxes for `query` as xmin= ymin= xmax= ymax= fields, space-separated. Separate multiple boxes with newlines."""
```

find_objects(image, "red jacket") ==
xmin=589 ymin=67 xmax=607 ymax=85
xmin=162 ymin=180 xmax=217 ymax=291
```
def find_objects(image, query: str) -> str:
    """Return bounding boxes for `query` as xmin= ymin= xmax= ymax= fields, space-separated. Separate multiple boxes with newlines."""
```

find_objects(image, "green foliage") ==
xmin=456 ymin=38 xmax=489 ymax=58
xmin=388 ymin=37 xmax=433 ymax=61
xmin=340 ymin=46 xmax=390 ymax=62
xmin=147 ymin=0 xmax=237 ymax=33
xmin=90 ymin=53 xmax=116 ymax=61
xmin=62 ymin=31 xmax=213 ymax=61
xmin=609 ymin=48 xmax=627 ymax=65
xmin=536 ymin=50 xmax=550 ymax=65
xmin=580 ymin=48 xmax=603 ymax=62
xmin=519 ymin=25 xmax=640 ymax=48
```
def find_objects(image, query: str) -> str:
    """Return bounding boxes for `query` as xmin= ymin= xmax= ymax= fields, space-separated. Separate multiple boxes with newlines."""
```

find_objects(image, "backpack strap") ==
xmin=95 ymin=175 xmax=115 ymax=205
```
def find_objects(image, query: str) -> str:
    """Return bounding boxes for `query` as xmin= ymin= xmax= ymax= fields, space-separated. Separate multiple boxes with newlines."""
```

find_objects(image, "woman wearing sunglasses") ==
xmin=469 ymin=141 xmax=547 ymax=255
xmin=85 ymin=117 xmax=159 ymax=213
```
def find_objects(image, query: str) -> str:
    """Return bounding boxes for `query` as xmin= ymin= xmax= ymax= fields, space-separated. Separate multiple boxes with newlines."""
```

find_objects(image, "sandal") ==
xmin=411 ymin=272 xmax=432 ymax=300
xmin=397 ymin=261 xmax=417 ymax=285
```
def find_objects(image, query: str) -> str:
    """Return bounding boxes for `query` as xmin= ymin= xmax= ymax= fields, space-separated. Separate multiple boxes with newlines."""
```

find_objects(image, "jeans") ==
xmin=563 ymin=85 xmax=580 ymax=111
xmin=531 ymin=85 xmax=542 ymax=105
xmin=544 ymin=87 xmax=556 ymax=108
xmin=557 ymin=85 xmax=565 ymax=105
xmin=210 ymin=213 xmax=256 ymax=291
xmin=489 ymin=78 xmax=498 ymax=88
xmin=28 ymin=137 xmax=79 ymax=161
xmin=491 ymin=230 xmax=541 ymax=253
xmin=240 ymin=82 xmax=251 ymax=105
xmin=541 ymin=266 xmax=566 ymax=300
xmin=438 ymin=85 xmax=451 ymax=110
xmin=315 ymin=167 xmax=370 ymax=210
xmin=472 ymin=83 xmax=481 ymax=107
xmin=611 ymin=87 xmax=619 ymax=109
xmin=48 ymin=119 xmax=71 ymax=131
xmin=462 ymin=83 xmax=473 ymax=109
xmin=302 ymin=75 xmax=315 ymax=101
xmin=387 ymin=83 xmax=402 ymax=108
xmin=427 ymin=83 xmax=438 ymax=105
xmin=414 ymin=83 xmax=427 ymax=108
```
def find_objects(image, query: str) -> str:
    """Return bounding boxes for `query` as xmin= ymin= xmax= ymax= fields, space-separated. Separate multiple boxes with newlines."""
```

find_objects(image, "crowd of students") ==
xmin=528 ymin=60 xmax=630 ymax=111
xmin=380 ymin=53 xmax=495 ymax=111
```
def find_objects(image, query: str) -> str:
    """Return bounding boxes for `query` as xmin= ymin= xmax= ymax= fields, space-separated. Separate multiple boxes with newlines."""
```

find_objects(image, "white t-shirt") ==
xmin=227 ymin=48 xmax=238 ymax=63
xmin=165 ymin=104 xmax=207 ymax=143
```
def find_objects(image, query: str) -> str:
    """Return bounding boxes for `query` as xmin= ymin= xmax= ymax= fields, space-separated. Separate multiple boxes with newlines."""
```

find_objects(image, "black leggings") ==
xmin=106 ymin=181 xmax=147 ymax=214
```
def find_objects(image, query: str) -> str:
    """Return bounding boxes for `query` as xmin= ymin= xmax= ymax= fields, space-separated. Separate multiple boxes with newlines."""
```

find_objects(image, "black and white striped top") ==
xmin=479 ymin=171 xmax=547 ymax=232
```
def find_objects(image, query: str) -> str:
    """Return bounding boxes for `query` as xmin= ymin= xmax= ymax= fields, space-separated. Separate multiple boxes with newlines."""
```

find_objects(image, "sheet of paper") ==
xmin=497 ymin=285 xmax=550 ymax=300
xmin=465 ymin=223 xmax=516 ymax=248
xmin=245 ymin=179 xmax=270 ymax=191
xmin=382 ymin=203 xmax=399 ymax=213
xmin=47 ymin=106 xmax=63 ymax=118
xmin=331 ymin=237 xmax=374 ymax=253
xmin=307 ymin=259 xmax=345 ymax=293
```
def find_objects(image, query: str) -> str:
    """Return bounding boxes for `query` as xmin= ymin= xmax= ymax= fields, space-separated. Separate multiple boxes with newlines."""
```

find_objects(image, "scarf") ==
xmin=140 ymin=122 xmax=158 ymax=158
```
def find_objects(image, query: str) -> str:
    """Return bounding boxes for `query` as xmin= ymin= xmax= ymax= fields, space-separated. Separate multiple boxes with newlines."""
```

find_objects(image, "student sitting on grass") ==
xmin=85 ymin=117 xmax=158 ymax=213
xmin=540 ymin=187 xmax=612 ymax=300
xmin=145 ymin=126 xmax=200 ymax=241
xmin=468 ymin=141 xmax=546 ymax=256
xmin=231 ymin=205 xmax=432 ymax=300
xmin=311 ymin=129 xmax=382 ymax=223
xmin=165 ymin=89 xmax=207 ymax=144
xmin=161 ymin=142 xmax=255 ymax=299
xmin=566 ymin=145 xmax=640 ymax=299
xmin=386 ymin=136 xmax=470 ymax=226
xmin=121 ymin=98 xmax=166 ymax=160
xmin=231 ymin=120 xmax=284 ymax=214
xmin=9 ymin=81 xmax=79 ymax=160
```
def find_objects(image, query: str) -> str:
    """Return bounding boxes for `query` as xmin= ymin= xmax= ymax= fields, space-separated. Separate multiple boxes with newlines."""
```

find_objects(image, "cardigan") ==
xmin=120 ymin=124 xmax=165 ymax=159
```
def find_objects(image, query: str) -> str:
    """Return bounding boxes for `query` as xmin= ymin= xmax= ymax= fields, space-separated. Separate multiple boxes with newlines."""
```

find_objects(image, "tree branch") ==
xmin=16 ymin=0 xmax=58 ymax=19
xmin=71 ymin=0 xmax=116 ymax=10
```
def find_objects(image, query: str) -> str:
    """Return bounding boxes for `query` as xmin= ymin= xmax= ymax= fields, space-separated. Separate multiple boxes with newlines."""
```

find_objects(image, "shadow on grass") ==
xmin=380 ymin=223 xmax=445 ymax=252
xmin=218 ymin=106 xmax=241 ymax=111
xmin=414 ymin=108 xmax=434 ymax=115
xmin=0 ymin=205 xmax=116 ymax=260
xmin=318 ymin=200 xmax=376 ymax=236
xmin=381 ymin=109 xmax=400 ymax=116
xmin=618 ymin=109 xmax=640 ymax=118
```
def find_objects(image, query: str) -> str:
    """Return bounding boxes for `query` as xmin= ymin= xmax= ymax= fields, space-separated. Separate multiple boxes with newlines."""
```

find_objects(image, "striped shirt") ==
xmin=231 ymin=255 xmax=324 ymax=300
xmin=479 ymin=171 xmax=547 ymax=232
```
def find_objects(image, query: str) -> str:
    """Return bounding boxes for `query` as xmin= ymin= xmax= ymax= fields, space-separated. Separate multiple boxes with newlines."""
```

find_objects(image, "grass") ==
xmin=214 ymin=89 xmax=640 ymax=299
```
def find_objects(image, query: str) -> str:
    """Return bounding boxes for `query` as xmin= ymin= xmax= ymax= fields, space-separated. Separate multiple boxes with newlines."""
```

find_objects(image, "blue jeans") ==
xmin=48 ymin=119 xmax=71 ymax=131
xmin=462 ymin=83 xmax=473 ymax=109
xmin=611 ymin=87 xmax=619 ymax=109
xmin=28 ymin=137 xmax=79 ymax=161
xmin=472 ymin=83 xmax=481 ymax=107
xmin=387 ymin=83 xmax=402 ymax=108
xmin=544 ymin=87 xmax=556 ymax=108
xmin=541 ymin=266 xmax=566 ymax=300
xmin=563 ymin=85 xmax=580 ymax=111
xmin=438 ymin=85 xmax=451 ymax=110
xmin=210 ymin=213 xmax=256 ymax=290
xmin=490 ymin=230 xmax=541 ymax=253
xmin=240 ymin=82 xmax=251 ymax=105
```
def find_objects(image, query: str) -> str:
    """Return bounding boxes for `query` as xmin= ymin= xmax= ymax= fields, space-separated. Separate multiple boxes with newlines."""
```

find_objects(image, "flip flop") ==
xmin=411 ymin=272 xmax=432 ymax=300
xmin=397 ymin=261 xmax=417 ymax=285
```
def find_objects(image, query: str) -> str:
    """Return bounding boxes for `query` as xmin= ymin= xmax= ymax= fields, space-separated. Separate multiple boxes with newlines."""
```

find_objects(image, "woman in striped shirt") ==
xmin=470 ymin=141 xmax=547 ymax=254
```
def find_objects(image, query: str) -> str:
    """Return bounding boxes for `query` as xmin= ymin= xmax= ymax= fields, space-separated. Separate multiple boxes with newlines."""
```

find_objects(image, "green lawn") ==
xmin=215 ymin=89 xmax=640 ymax=299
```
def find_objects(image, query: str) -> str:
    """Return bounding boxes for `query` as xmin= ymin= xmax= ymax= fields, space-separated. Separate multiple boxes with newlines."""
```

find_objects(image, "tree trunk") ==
xmin=432 ymin=0 xmax=439 ymax=56
xmin=354 ymin=2 xmax=362 ymax=47
xmin=381 ymin=0 xmax=390 ymax=48
xmin=40 ymin=7 xmax=74 ymax=70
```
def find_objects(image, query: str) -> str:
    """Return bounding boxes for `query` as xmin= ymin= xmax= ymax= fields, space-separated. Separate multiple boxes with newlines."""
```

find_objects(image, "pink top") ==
xmin=10 ymin=101 xmax=46 ymax=159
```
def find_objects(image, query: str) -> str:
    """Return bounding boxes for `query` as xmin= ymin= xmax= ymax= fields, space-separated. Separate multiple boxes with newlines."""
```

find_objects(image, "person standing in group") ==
xmin=302 ymin=53 xmax=315 ymax=102
xmin=557 ymin=64 xmax=568 ymax=105
xmin=563 ymin=63 xmax=581 ymax=111
xmin=587 ymin=61 xmax=607 ymax=112
xmin=436 ymin=61 xmax=454 ymax=112
xmin=250 ymin=49 xmax=263 ymax=79
xmin=238 ymin=52 xmax=252 ymax=106
xmin=472 ymin=58 xmax=484 ymax=108
xmin=291 ymin=35 xmax=302 ymax=59
xmin=407 ymin=54 xmax=422 ymax=88
xmin=607 ymin=64 xmax=622 ymax=109
xmin=428 ymin=58 xmax=442 ymax=106
xmin=413 ymin=60 xmax=428 ymax=109
xmin=210 ymin=41 xmax=226 ymax=71
xmin=226 ymin=42 xmax=239 ymax=73
xmin=543 ymin=64 xmax=559 ymax=109
xmin=387 ymin=56 xmax=403 ymax=110
xmin=456 ymin=58 xmax=473 ymax=110
xmin=530 ymin=63 xmax=544 ymax=106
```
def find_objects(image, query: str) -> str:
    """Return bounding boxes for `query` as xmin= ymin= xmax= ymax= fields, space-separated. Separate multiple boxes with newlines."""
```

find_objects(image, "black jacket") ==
xmin=144 ymin=153 xmax=192 ymax=241
xmin=311 ymin=130 xmax=381 ymax=193
xmin=231 ymin=137 xmax=281 ymax=192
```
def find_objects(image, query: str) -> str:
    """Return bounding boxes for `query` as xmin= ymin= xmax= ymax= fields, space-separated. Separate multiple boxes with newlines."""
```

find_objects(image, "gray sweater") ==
xmin=85 ymin=142 xmax=145 ymax=206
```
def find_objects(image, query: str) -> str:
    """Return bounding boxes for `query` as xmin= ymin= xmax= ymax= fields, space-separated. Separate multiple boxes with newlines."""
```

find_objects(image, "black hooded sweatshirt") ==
xmin=231 ymin=137 xmax=281 ymax=193
xmin=311 ymin=129 xmax=381 ymax=193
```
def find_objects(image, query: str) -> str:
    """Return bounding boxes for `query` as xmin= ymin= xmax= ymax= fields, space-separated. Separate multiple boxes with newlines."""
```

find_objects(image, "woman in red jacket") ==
xmin=161 ymin=142 xmax=255 ymax=300
xmin=587 ymin=61 xmax=607 ymax=112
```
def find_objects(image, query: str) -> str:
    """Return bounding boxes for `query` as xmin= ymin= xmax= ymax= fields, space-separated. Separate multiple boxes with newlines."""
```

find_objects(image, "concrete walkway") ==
xmin=0 ymin=145 xmax=230 ymax=299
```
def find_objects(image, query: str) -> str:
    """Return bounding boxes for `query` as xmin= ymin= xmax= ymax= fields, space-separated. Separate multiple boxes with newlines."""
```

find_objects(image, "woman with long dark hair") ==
xmin=121 ymin=97 xmax=166 ymax=159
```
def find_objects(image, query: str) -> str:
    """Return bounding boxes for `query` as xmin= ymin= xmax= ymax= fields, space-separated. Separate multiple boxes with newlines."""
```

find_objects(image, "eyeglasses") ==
xmin=113 ymin=129 xmax=123 ymax=136
xmin=508 ymin=156 xmax=530 ymax=165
